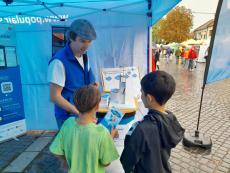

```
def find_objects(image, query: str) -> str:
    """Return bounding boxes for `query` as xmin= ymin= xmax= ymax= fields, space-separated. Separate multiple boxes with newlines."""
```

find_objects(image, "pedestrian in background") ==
xmin=188 ymin=46 xmax=197 ymax=71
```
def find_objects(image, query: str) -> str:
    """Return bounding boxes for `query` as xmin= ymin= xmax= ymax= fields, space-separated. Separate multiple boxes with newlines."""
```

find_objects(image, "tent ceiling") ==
xmin=0 ymin=0 xmax=182 ymax=25
xmin=0 ymin=0 xmax=149 ymax=19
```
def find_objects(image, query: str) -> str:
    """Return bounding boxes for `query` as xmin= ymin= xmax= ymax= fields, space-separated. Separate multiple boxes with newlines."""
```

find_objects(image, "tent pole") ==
xmin=147 ymin=0 xmax=152 ymax=73
xmin=148 ymin=26 xmax=152 ymax=72
xmin=195 ymin=84 xmax=205 ymax=136
xmin=42 ymin=2 xmax=63 ymax=21
xmin=108 ymin=0 xmax=146 ymax=10
xmin=182 ymin=0 xmax=223 ymax=150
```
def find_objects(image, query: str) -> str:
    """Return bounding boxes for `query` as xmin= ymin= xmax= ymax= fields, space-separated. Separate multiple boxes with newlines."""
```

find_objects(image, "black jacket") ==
xmin=120 ymin=109 xmax=185 ymax=173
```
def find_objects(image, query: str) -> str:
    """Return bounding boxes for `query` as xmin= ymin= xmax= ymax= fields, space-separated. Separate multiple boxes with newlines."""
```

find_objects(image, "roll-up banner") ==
xmin=0 ymin=24 xmax=26 ymax=142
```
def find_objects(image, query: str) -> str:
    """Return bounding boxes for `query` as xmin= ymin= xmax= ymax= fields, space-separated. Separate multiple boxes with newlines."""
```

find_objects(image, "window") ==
xmin=5 ymin=47 xmax=18 ymax=67
xmin=0 ymin=46 xmax=6 ymax=68
xmin=52 ymin=26 xmax=69 ymax=56
xmin=0 ymin=46 xmax=18 ymax=68
xmin=209 ymin=30 xmax=213 ymax=37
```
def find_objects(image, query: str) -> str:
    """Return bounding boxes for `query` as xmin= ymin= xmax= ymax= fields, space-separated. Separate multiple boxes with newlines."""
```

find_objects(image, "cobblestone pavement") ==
xmin=161 ymin=59 xmax=230 ymax=173
xmin=0 ymin=59 xmax=230 ymax=173
xmin=0 ymin=132 xmax=41 ymax=172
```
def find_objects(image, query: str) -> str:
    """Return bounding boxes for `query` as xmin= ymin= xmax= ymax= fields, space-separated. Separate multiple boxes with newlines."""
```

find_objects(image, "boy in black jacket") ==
xmin=120 ymin=71 xmax=184 ymax=173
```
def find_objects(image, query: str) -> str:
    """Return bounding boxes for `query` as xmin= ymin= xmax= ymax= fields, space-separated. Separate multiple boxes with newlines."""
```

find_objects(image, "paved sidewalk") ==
xmin=161 ymin=60 xmax=230 ymax=173
xmin=0 ymin=60 xmax=230 ymax=173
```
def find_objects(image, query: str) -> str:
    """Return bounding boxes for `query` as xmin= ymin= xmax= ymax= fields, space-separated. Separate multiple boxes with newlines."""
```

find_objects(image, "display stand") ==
xmin=0 ymin=24 xmax=26 ymax=143
xmin=97 ymin=66 xmax=141 ymax=120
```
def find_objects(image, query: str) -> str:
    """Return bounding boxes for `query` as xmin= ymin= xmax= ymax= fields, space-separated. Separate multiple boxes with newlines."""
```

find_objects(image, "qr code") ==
xmin=1 ymin=82 xmax=13 ymax=93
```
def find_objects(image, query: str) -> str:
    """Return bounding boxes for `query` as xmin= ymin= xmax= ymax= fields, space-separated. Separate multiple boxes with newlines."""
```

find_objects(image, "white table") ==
xmin=105 ymin=104 xmax=148 ymax=173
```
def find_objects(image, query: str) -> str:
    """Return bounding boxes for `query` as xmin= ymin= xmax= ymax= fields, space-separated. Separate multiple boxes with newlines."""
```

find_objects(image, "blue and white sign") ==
xmin=0 ymin=24 xmax=26 ymax=142
xmin=206 ymin=0 xmax=230 ymax=84
xmin=1 ymin=82 xmax=13 ymax=94
xmin=0 ymin=24 xmax=15 ymax=46
xmin=0 ymin=68 xmax=25 ymax=125
xmin=0 ymin=67 xmax=26 ymax=142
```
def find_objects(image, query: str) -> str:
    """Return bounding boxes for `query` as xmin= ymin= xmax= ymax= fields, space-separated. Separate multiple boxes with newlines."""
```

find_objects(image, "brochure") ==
xmin=99 ymin=93 xmax=110 ymax=108
xmin=100 ymin=106 xmax=124 ymax=131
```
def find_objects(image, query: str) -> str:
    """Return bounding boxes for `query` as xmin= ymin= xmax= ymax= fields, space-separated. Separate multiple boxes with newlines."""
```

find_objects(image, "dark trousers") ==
xmin=188 ymin=60 xmax=193 ymax=70
xmin=55 ymin=115 xmax=75 ymax=129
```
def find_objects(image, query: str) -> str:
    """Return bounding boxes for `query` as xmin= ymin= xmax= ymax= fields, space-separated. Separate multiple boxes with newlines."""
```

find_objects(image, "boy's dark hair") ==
xmin=141 ymin=71 xmax=176 ymax=105
xmin=73 ymin=85 xmax=101 ymax=114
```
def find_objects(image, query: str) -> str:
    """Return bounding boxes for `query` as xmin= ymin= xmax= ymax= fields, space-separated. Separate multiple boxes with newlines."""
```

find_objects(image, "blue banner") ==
xmin=0 ymin=67 xmax=25 ymax=125
xmin=0 ymin=24 xmax=16 ymax=46
xmin=206 ymin=0 xmax=230 ymax=84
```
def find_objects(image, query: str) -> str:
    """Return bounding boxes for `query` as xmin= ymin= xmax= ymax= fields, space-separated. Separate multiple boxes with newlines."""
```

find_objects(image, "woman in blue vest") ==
xmin=47 ymin=19 xmax=98 ymax=129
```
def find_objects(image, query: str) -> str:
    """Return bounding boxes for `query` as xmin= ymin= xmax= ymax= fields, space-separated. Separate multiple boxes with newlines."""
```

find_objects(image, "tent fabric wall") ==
xmin=15 ymin=25 xmax=55 ymax=129
xmin=0 ymin=0 xmax=181 ymax=130
xmin=14 ymin=12 xmax=148 ymax=130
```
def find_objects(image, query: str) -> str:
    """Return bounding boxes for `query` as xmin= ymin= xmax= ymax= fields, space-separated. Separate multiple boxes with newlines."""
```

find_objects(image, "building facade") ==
xmin=193 ymin=19 xmax=214 ymax=40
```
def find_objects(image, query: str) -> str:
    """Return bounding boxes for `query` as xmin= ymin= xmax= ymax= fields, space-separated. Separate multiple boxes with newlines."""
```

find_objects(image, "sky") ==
xmin=177 ymin=0 xmax=219 ymax=30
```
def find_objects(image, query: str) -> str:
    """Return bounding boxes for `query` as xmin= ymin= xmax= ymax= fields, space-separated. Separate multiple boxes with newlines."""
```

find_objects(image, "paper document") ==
xmin=99 ymin=93 xmax=110 ymax=108
xmin=114 ymin=123 xmax=132 ymax=146
xmin=101 ymin=67 xmax=141 ymax=99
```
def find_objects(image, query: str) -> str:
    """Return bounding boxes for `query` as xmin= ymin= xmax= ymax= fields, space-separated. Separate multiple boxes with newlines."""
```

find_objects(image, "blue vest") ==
xmin=49 ymin=44 xmax=95 ymax=119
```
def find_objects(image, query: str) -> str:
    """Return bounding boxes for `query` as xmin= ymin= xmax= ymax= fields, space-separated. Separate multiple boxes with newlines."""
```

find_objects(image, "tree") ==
xmin=153 ymin=6 xmax=193 ymax=43
xmin=152 ymin=22 xmax=161 ymax=43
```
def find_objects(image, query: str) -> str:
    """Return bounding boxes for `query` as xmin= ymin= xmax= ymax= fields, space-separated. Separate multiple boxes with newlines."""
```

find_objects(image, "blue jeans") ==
xmin=55 ymin=114 xmax=76 ymax=129
xmin=188 ymin=60 xmax=193 ymax=70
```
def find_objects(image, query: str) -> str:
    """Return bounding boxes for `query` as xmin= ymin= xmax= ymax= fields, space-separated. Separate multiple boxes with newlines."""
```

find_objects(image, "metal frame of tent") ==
xmin=0 ymin=0 xmax=181 ymax=130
